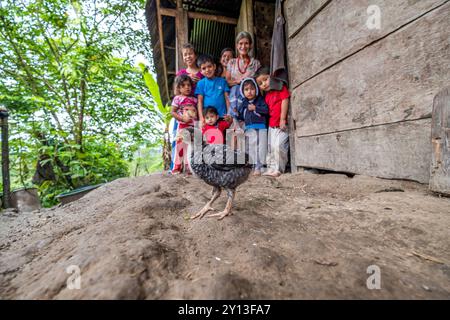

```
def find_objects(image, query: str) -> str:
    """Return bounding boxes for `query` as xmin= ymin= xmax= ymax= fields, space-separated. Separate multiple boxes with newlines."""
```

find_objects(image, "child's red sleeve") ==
xmin=218 ymin=120 xmax=231 ymax=132
xmin=280 ymin=85 xmax=290 ymax=100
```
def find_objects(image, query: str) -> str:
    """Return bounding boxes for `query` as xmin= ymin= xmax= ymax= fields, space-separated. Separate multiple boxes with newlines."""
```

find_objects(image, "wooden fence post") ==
xmin=430 ymin=87 xmax=450 ymax=195
xmin=0 ymin=107 xmax=11 ymax=209
xmin=175 ymin=0 xmax=189 ymax=71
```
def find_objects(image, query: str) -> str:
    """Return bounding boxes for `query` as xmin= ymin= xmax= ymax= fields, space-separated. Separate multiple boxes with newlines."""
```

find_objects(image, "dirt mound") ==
xmin=0 ymin=172 xmax=449 ymax=299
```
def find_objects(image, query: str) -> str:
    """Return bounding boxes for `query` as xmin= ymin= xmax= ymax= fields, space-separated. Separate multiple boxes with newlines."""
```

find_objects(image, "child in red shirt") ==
xmin=202 ymin=107 xmax=232 ymax=145
xmin=255 ymin=67 xmax=290 ymax=177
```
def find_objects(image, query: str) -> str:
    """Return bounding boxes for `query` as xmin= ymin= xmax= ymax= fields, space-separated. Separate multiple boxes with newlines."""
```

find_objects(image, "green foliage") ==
xmin=129 ymin=145 xmax=163 ymax=177
xmin=139 ymin=63 xmax=172 ymax=126
xmin=0 ymin=0 xmax=165 ymax=206
xmin=37 ymin=135 xmax=129 ymax=207
xmin=139 ymin=64 xmax=173 ymax=170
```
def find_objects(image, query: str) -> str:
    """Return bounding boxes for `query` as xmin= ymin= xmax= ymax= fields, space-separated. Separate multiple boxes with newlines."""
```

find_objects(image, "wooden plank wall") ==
xmin=430 ymin=87 xmax=450 ymax=194
xmin=284 ymin=0 xmax=450 ymax=183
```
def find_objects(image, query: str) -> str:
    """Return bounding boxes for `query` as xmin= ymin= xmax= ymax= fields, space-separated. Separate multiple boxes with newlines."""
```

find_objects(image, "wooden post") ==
xmin=430 ymin=87 xmax=450 ymax=195
xmin=156 ymin=0 xmax=170 ymax=101
xmin=176 ymin=0 xmax=189 ymax=71
xmin=0 ymin=107 xmax=11 ymax=208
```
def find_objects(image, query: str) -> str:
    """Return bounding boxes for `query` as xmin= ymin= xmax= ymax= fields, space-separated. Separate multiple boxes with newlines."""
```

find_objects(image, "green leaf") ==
xmin=139 ymin=63 xmax=165 ymax=115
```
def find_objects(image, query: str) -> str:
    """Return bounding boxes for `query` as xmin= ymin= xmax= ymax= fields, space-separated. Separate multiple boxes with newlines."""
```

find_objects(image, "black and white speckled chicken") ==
xmin=179 ymin=127 xmax=252 ymax=220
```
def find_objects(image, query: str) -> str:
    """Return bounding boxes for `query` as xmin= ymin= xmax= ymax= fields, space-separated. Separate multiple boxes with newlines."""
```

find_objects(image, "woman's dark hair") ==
xmin=255 ymin=66 xmax=270 ymax=78
xmin=173 ymin=74 xmax=193 ymax=95
xmin=203 ymin=107 xmax=218 ymax=117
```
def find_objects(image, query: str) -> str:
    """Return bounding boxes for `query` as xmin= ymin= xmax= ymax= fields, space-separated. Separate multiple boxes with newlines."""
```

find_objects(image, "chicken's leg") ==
xmin=208 ymin=188 xmax=235 ymax=220
xmin=191 ymin=186 xmax=221 ymax=219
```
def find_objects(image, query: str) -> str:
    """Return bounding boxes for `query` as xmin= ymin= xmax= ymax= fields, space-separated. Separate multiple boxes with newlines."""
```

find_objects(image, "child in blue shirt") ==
xmin=195 ymin=54 xmax=230 ymax=127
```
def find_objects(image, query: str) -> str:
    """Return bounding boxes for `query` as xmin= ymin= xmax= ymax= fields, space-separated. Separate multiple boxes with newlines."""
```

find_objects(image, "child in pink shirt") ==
xmin=171 ymin=74 xmax=198 ymax=174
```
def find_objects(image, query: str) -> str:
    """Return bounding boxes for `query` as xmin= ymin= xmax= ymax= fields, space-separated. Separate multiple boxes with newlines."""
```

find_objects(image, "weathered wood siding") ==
xmin=288 ymin=0 xmax=448 ymax=86
xmin=430 ymin=87 xmax=450 ymax=194
xmin=284 ymin=0 xmax=330 ymax=39
xmin=285 ymin=0 xmax=450 ymax=183
xmin=293 ymin=5 xmax=450 ymax=137
xmin=296 ymin=119 xmax=432 ymax=183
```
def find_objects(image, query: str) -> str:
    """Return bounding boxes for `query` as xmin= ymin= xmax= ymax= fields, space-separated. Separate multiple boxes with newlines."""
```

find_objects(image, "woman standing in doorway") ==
xmin=226 ymin=31 xmax=261 ymax=117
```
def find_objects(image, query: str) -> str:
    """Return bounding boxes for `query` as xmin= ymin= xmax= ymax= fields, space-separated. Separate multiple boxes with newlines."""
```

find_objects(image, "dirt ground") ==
xmin=0 ymin=171 xmax=449 ymax=299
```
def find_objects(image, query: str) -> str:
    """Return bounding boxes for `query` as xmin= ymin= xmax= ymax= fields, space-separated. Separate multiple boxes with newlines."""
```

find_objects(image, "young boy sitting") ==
xmin=237 ymin=77 xmax=269 ymax=176
xmin=202 ymin=107 xmax=233 ymax=145
xmin=195 ymin=54 xmax=231 ymax=127
xmin=255 ymin=66 xmax=290 ymax=177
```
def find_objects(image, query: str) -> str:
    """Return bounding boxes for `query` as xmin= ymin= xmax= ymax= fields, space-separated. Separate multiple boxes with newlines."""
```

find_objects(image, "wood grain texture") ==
xmin=287 ymin=0 xmax=448 ymax=87
xmin=291 ymin=3 xmax=450 ymax=137
xmin=175 ymin=1 xmax=189 ymax=71
xmin=155 ymin=0 xmax=170 ymax=102
xmin=288 ymin=104 xmax=297 ymax=173
xmin=295 ymin=119 xmax=432 ymax=183
xmin=430 ymin=87 xmax=450 ymax=194
xmin=284 ymin=0 xmax=330 ymax=39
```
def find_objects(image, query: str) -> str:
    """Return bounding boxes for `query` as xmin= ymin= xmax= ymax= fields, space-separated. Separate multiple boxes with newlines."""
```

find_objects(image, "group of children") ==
xmin=170 ymin=31 xmax=290 ymax=178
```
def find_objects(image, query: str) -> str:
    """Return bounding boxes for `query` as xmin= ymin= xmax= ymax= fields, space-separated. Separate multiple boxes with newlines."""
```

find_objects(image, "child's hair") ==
xmin=182 ymin=43 xmax=197 ymax=55
xmin=196 ymin=54 xmax=215 ymax=68
xmin=243 ymin=79 xmax=256 ymax=90
xmin=203 ymin=107 xmax=218 ymax=117
xmin=255 ymin=66 xmax=270 ymax=78
xmin=173 ymin=74 xmax=193 ymax=96
xmin=235 ymin=31 xmax=253 ymax=46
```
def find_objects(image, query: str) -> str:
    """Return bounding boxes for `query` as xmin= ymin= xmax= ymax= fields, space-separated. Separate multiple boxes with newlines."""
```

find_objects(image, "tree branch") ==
xmin=0 ymin=15 xmax=39 ymax=95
